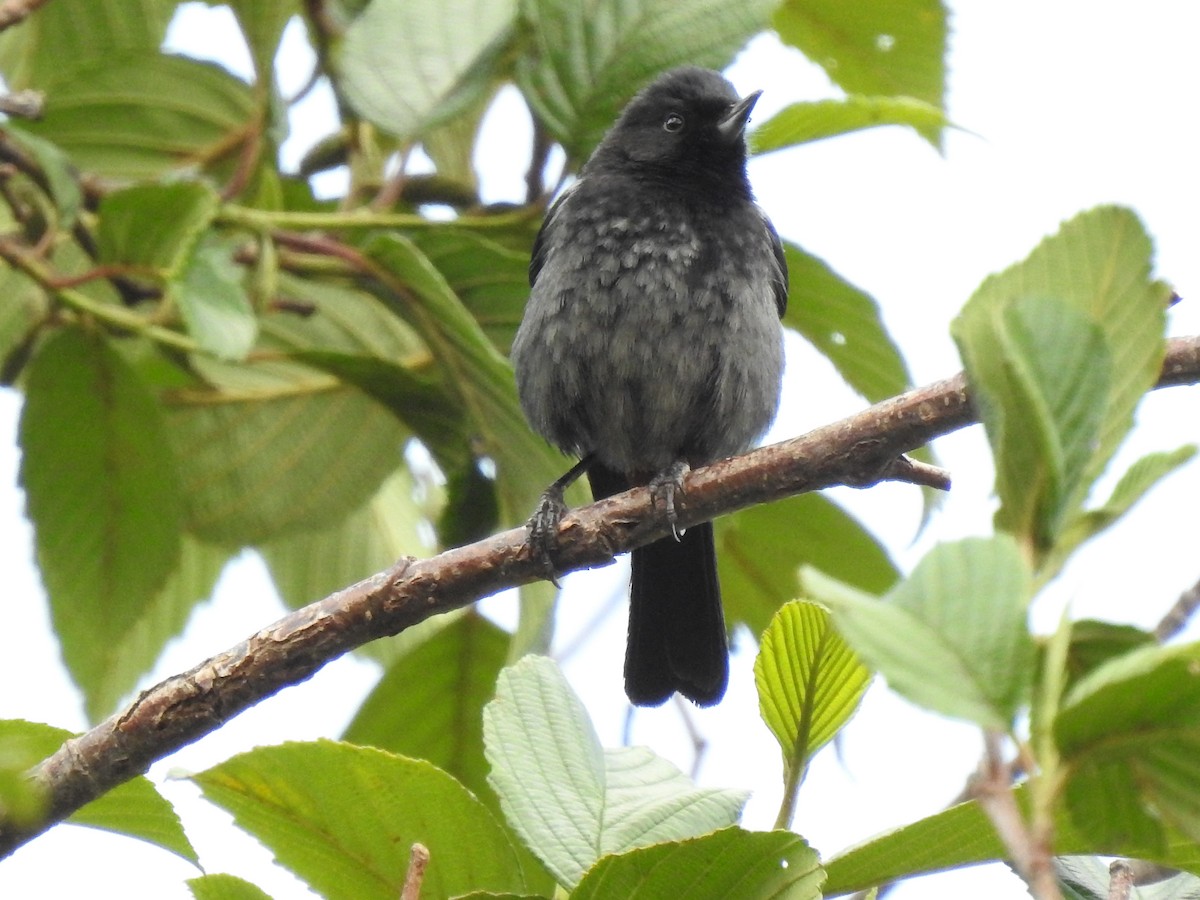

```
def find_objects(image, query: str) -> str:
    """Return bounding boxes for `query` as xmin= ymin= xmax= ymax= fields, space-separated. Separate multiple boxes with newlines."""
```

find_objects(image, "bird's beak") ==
xmin=716 ymin=90 xmax=762 ymax=143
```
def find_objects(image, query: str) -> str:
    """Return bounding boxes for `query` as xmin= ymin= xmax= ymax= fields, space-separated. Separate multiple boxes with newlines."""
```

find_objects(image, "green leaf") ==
xmin=823 ymin=779 xmax=1200 ymax=897
xmin=261 ymin=466 xmax=435 ymax=608
xmin=807 ymin=536 xmax=1035 ymax=730
xmin=97 ymin=181 xmax=220 ymax=273
xmin=4 ymin=124 xmax=84 ymax=226
xmin=188 ymin=873 xmax=274 ymax=900
xmin=194 ymin=740 xmax=542 ymax=899
xmin=751 ymin=96 xmax=952 ymax=155
xmin=718 ymin=492 xmax=899 ymax=638
xmin=24 ymin=53 xmax=258 ymax=181
xmin=0 ymin=719 xmax=197 ymax=863
xmin=755 ymin=601 xmax=871 ymax=782
xmin=166 ymin=387 xmax=406 ymax=546
xmin=220 ymin=0 xmax=301 ymax=85
xmin=1061 ymin=620 xmax=1156 ymax=692
xmin=773 ymin=0 xmax=947 ymax=144
xmin=1056 ymin=641 xmax=1200 ymax=845
xmin=955 ymin=206 xmax=1169 ymax=548
xmin=508 ymin=580 xmax=559 ymax=660
xmin=295 ymin=350 xmax=472 ymax=475
xmin=174 ymin=237 xmax=258 ymax=361
xmin=1049 ymin=446 xmax=1198 ymax=573
xmin=0 ymin=263 xmax=48 ymax=381
xmin=362 ymin=233 xmax=566 ymax=524
xmin=337 ymin=0 xmax=516 ymax=141
xmin=0 ymin=0 xmax=175 ymax=90
xmin=781 ymin=242 xmax=912 ymax=403
xmin=166 ymin=278 xmax=419 ymax=546
xmin=483 ymin=656 xmax=747 ymax=888
xmin=343 ymin=612 xmax=509 ymax=803
xmin=572 ymin=827 xmax=824 ymax=899
xmin=515 ymin=0 xmax=776 ymax=159
xmin=84 ymin=536 xmax=230 ymax=721
xmin=411 ymin=228 xmax=535 ymax=355
xmin=953 ymin=293 xmax=1112 ymax=550
xmin=19 ymin=328 xmax=185 ymax=720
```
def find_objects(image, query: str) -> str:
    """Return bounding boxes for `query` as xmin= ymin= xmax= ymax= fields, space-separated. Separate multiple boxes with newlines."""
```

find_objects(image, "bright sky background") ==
xmin=2 ymin=2 xmax=1199 ymax=898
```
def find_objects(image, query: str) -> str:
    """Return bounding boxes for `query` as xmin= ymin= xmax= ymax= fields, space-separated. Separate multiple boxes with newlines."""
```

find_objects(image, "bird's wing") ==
xmin=761 ymin=207 xmax=788 ymax=318
xmin=528 ymin=181 xmax=581 ymax=288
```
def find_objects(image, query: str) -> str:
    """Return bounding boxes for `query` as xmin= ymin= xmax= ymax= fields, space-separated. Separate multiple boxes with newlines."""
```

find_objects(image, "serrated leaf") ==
xmin=751 ymin=96 xmax=952 ymax=155
xmin=97 ymin=181 xmax=220 ymax=273
xmin=166 ymin=279 xmax=419 ymax=546
xmin=194 ymin=740 xmax=544 ymax=899
xmin=807 ymin=536 xmax=1035 ymax=730
xmin=755 ymin=601 xmax=870 ymax=781
xmin=362 ymin=233 xmax=566 ymax=524
xmin=1057 ymin=641 xmax=1200 ymax=844
xmin=0 ymin=719 xmax=197 ymax=863
xmin=781 ymin=242 xmax=912 ymax=403
xmin=773 ymin=0 xmax=947 ymax=145
xmin=19 ymin=327 xmax=185 ymax=719
xmin=295 ymin=350 xmax=472 ymax=475
xmin=343 ymin=612 xmax=508 ymax=802
xmin=23 ymin=53 xmax=258 ymax=181
xmin=337 ymin=0 xmax=515 ymax=141
xmin=515 ymin=0 xmax=776 ymax=159
xmin=174 ymin=237 xmax=258 ymax=361
xmin=0 ymin=0 xmax=175 ymax=90
xmin=166 ymin=386 xmax=406 ymax=546
xmin=484 ymin=656 xmax=747 ymax=888
xmin=1049 ymin=446 xmax=1197 ymax=574
xmin=572 ymin=827 xmax=824 ymax=899
xmin=718 ymin=492 xmax=899 ymax=638
xmin=955 ymin=206 xmax=1169 ymax=552
xmin=188 ymin=873 xmax=274 ymax=900
xmin=953 ymin=293 xmax=1112 ymax=550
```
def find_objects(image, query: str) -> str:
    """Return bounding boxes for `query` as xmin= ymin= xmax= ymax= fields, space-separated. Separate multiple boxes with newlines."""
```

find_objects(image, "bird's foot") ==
xmin=649 ymin=461 xmax=691 ymax=541
xmin=527 ymin=487 xmax=568 ymax=586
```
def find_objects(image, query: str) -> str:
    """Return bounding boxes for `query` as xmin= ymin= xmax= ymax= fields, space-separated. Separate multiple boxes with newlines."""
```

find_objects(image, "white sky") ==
xmin=2 ymin=2 xmax=1199 ymax=898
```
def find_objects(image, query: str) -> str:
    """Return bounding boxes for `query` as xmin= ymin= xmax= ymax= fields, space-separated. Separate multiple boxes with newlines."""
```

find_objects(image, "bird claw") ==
xmin=649 ymin=461 xmax=690 ymax=541
xmin=527 ymin=488 xmax=568 ymax=586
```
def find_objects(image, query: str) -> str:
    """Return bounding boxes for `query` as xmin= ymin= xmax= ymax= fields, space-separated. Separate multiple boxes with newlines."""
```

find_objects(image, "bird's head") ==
xmin=586 ymin=67 xmax=760 ymax=194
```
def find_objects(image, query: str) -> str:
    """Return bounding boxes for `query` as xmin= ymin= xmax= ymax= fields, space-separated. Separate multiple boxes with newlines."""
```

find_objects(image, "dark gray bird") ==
xmin=511 ymin=66 xmax=787 ymax=706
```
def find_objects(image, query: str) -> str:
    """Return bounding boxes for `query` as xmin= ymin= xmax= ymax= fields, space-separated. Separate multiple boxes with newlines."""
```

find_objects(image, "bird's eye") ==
xmin=662 ymin=113 xmax=685 ymax=133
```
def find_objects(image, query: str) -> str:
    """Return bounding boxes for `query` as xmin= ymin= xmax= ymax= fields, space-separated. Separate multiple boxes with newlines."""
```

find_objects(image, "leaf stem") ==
xmin=217 ymin=204 xmax=539 ymax=233
xmin=0 ymin=237 xmax=199 ymax=352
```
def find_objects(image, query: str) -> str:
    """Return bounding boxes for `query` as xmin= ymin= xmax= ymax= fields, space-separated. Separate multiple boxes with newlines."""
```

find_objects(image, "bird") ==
xmin=510 ymin=66 xmax=787 ymax=707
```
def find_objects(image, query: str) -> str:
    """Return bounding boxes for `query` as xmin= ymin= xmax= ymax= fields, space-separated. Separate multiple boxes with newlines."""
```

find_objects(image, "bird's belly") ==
xmin=529 ymin=271 xmax=783 ymax=475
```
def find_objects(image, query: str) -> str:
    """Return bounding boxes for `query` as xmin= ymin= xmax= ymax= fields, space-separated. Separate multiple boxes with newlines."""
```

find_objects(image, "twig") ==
xmin=2 ymin=336 xmax=1199 ymax=857
xmin=973 ymin=733 xmax=1061 ymax=899
xmin=1154 ymin=575 xmax=1200 ymax=642
xmin=400 ymin=843 xmax=430 ymax=900
xmin=1108 ymin=859 xmax=1133 ymax=900
xmin=0 ymin=89 xmax=44 ymax=118
xmin=0 ymin=0 xmax=50 ymax=31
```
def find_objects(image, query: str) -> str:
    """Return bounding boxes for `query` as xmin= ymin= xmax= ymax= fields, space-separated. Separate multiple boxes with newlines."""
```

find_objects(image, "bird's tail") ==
xmin=588 ymin=463 xmax=729 ymax=707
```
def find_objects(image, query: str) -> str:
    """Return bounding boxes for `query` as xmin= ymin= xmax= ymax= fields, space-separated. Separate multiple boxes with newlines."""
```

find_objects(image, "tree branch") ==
xmin=3 ymin=335 xmax=1199 ymax=857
